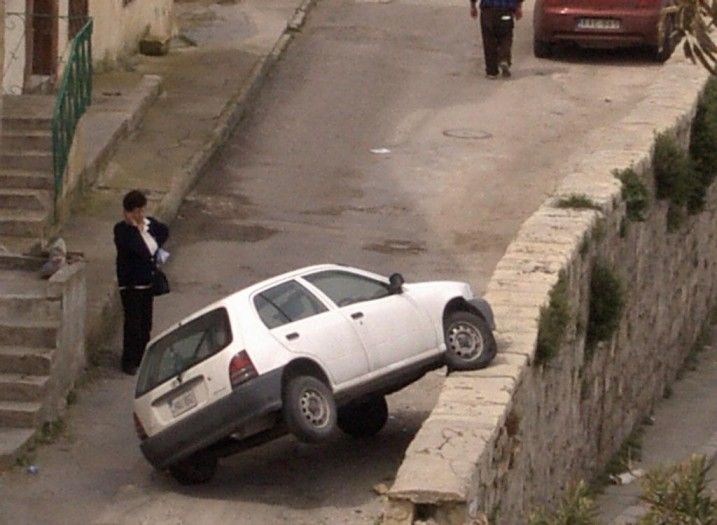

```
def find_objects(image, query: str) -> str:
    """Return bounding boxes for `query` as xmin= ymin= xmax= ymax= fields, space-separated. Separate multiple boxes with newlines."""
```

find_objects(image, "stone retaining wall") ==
xmin=384 ymin=59 xmax=714 ymax=524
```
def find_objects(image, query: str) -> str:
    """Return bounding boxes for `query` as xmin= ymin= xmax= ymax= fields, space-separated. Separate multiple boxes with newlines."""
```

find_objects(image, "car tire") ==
xmin=283 ymin=375 xmax=337 ymax=443
xmin=654 ymin=16 xmax=675 ymax=63
xmin=338 ymin=396 xmax=389 ymax=438
xmin=533 ymin=38 xmax=553 ymax=59
xmin=168 ymin=449 xmax=218 ymax=485
xmin=444 ymin=311 xmax=497 ymax=371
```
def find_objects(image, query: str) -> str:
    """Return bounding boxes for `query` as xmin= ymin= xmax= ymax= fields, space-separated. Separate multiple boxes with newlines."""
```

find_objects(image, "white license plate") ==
xmin=577 ymin=18 xmax=621 ymax=30
xmin=169 ymin=390 xmax=198 ymax=418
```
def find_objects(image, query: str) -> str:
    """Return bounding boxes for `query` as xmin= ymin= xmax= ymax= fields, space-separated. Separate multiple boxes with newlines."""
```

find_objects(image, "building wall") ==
xmin=3 ymin=0 xmax=27 ymax=94
xmin=384 ymin=59 xmax=713 ymax=525
xmin=0 ymin=0 xmax=5 ymax=88
xmin=89 ymin=0 xmax=173 ymax=67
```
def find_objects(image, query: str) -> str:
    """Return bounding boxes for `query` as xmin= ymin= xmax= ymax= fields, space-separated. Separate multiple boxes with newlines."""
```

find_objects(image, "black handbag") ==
xmin=152 ymin=267 xmax=170 ymax=296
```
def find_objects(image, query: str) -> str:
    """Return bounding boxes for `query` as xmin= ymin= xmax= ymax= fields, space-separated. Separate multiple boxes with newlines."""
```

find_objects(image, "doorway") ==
xmin=31 ymin=0 xmax=58 ymax=76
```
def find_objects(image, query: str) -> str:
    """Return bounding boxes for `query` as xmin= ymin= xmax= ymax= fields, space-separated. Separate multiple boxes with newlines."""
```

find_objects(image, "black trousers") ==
xmin=480 ymin=7 xmax=515 ymax=76
xmin=120 ymin=288 xmax=154 ymax=370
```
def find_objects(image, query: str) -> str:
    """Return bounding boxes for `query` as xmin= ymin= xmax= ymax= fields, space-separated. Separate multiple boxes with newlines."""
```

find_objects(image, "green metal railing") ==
xmin=52 ymin=19 xmax=93 ymax=200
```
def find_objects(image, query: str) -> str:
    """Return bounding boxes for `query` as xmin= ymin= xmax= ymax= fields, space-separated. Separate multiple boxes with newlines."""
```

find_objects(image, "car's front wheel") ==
xmin=168 ymin=449 xmax=218 ymax=485
xmin=444 ymin=311 xmax=497 ymax=371
xmin=283 ymin=375 xmax=337 ymax=443
xmin=338 ymin=396 xmax=388 ymax=438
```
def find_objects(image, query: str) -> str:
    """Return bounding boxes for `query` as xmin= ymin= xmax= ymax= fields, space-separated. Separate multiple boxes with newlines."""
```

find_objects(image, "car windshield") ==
xmin=136 ymin=308 xmax=232 ymax=397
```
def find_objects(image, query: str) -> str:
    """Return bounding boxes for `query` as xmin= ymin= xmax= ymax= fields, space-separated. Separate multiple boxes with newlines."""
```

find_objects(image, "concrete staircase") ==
xmin=0 ymin=95 xmax=55 ymax=254
xmin=0 ymin=255 xmax=63 ymax=468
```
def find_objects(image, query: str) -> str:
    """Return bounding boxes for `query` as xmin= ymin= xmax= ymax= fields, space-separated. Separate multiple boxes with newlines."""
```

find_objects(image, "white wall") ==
xmin=90 ymin=0 xmax=173 ymax=67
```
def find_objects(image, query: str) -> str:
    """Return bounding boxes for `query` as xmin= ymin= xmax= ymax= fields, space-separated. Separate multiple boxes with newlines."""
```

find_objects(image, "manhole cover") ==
xmin=442 ymin=129 xmax=493 ymax=140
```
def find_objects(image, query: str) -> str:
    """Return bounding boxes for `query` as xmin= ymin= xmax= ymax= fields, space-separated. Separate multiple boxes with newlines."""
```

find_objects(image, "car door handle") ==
xmin=286 ymin=332 xmax=300 ymax=341
xmin=351 ymin=312 xmax=364 ymax=320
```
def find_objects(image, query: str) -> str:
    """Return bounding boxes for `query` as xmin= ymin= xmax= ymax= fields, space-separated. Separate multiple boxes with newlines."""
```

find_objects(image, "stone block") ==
xmin=139 ymin=37 xmax=170 ymax=56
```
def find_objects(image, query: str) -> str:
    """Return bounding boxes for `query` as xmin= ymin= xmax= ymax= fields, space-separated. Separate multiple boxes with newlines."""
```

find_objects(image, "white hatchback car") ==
xmin=133 ymin=264 xmax=496 ymax=484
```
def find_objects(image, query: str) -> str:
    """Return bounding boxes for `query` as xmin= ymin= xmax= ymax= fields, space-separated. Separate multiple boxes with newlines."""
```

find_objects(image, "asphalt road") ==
xmin=0 ymin=0 xmax=670 ymax=523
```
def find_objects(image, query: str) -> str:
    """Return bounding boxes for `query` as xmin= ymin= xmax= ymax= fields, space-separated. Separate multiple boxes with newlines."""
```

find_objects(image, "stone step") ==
xmin=1 ymin=95 xmax=54 ymax=116
xmin=0 ymin=209 xmax=47 ymax=237
xmin=0 ymin=347 xmax=53 ymax=376
xmin=0 ymin=150 xmax=53 ymax=172
xmin=0 ymin=374 xmax=48 ymax=402
xmin=0 ymin=401 xmax=42 ymax=428
xmin=0 ymin=320 xmax=58 ymax=348
xmin=0 ymin=427 xmax=35 ymax=469
xmin=0 ymin=236 xmax=43 ymax=256
xmin=0 ymin=130 xmax=52 ymax=150
xmin=0 ymin=169 xmax=53 ymax=191
xmin=0 ymin=189 xmax=50 ymax=212
xmin=0 ymin=117 xmax=52 ymax=133
xmin=0 ymin=295 xmax=60 ymax=322
xmin=0 ymin=254 xmax=44 ymax=272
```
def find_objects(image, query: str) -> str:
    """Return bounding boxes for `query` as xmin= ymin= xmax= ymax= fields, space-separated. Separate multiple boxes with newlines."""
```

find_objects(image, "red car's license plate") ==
xmin=577 ymin=18 xmax=621 ymax=30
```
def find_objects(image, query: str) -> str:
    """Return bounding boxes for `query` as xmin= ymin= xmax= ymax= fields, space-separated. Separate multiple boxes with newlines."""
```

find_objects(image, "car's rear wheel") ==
xmin=444 ymin=311 xmax=497 ymax=371
xmin=168 ymin=449 xmax=218 ymax=485
xmin=338 ymin=396 xmax=388 ymax=438
xmin=534 ymin=38 xmax=553 ymax=59
xmin=283 ymin=375 xmax=337 ymax=443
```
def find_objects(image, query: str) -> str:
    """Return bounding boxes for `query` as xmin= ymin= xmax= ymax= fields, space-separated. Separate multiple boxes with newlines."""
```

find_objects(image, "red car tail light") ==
xmin=229 ymin=351 xmax=258 ymax=388
xmin=133 ymin=412 xmax=148 ymax=441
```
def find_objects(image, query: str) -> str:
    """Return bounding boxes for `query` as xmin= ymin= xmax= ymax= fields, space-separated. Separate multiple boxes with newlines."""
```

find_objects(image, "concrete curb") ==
xmin=612 ymin=427 xmax=717 ymax=525
xmin=85 ymin=0 xmax=318 ymax=353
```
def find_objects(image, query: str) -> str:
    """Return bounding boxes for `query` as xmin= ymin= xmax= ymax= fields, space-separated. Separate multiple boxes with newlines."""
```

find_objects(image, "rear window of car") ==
xmin=136 ymin=308 xmax=232 ymax=397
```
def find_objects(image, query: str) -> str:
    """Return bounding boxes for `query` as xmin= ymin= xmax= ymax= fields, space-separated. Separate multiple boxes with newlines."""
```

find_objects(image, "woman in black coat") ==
xmin=114 ymin=190 xmax=169 ymax=375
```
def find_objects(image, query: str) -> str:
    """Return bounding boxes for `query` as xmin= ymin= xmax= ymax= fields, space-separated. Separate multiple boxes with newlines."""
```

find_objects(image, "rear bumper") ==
xmin=139 ymin=367 xmax=284 ymax=469
xmin=535 ymin=7 xmax=661 ymax=47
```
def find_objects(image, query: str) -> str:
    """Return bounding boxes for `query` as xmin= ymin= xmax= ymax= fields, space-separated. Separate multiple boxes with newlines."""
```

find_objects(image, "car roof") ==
xmin=147 ymin=263 xmax=358 ymax=344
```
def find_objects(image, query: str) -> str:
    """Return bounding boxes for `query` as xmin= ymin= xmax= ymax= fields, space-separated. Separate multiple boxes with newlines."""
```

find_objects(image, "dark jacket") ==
xmin=114 ymin=217 xmax=169 ymax=288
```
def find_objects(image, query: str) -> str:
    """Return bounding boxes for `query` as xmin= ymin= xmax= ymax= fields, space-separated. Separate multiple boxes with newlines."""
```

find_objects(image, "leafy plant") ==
xmin=653 ymin=132 xmax=693 ymax=205
xmin=688 ymin=77 xmax=717 ymax=214
xmin=555 ymin=195 xmax=600 ymax=211
xmin=529 ymin=481 xmax=598 ymax=525
xmin=536 ymin=272 xmax=572 ymax=365
xmin=585 ymin=263 xmax=625 ymax=355
xmin=615 ymin=168 xmax=650 ymax=222
xmin=639 ymin=455 xmax=717 ymax=524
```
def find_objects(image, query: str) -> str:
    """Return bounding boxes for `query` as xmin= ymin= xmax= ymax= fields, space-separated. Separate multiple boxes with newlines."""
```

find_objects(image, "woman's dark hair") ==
xmin=122 ymin=190 xmax=147 ymax=212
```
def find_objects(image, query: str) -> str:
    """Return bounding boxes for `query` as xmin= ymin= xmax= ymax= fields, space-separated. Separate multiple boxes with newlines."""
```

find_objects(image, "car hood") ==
xmin=404 ymin=280 xmax=473 ymax=299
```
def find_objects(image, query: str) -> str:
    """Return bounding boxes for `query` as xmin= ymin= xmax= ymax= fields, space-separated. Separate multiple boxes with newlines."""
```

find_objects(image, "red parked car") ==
xmin=533 ymin=0 xmax=678 ymax=61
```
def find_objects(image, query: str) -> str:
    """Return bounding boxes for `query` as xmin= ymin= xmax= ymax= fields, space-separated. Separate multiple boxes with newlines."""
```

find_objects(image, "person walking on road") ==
xmin=470 ymin=0 xmax=523 ymax=78
xmin=114 ymin=190 xmax=169 ymax=375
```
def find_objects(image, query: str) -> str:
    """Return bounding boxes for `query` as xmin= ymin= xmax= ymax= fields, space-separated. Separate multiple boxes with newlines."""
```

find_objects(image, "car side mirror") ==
xmin=388 ymin=273 xmax=405 ymax=294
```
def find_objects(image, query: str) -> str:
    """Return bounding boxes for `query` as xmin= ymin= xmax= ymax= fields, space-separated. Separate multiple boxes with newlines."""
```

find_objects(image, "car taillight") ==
xmin=229 ymin=351 xmax=257 ymax=388
xmin=133 ymin=412 xmax=148 ymax=441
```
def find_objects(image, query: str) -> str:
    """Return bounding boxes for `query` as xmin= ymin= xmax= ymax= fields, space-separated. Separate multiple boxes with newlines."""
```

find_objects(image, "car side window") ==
xmin=254 ymin=280 xmax=328 ymax=329
xmin=304 ymin=270 xmax=390 ymax=307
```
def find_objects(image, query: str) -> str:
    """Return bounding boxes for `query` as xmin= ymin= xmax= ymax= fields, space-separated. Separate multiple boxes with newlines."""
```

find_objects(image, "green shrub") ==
xmin=689 ymin=77 xmax=717 ymax=213
xmin=536 ymin=273 xmax=571 ymax=365
xmin=585 ymin=263 xmax=625 ymax=355
xmin=529 ymin=481 xmax=598 ymax=525
xmin=615 ymin=168 xmax=650 ymax=222
xmin=653 ymin=132 xmax=693 ymax=205
xmin=639 ymin=455 xmax=717 ymax=524
xmin=555 ymin=194 xmax=600 ymax=210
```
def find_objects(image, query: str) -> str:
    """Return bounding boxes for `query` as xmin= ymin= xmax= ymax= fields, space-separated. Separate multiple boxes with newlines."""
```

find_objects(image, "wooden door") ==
xmin=68 ymin=0 xmax=88 ymax=39
xmin=31 ymin=0 xmax=58 ymax=76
